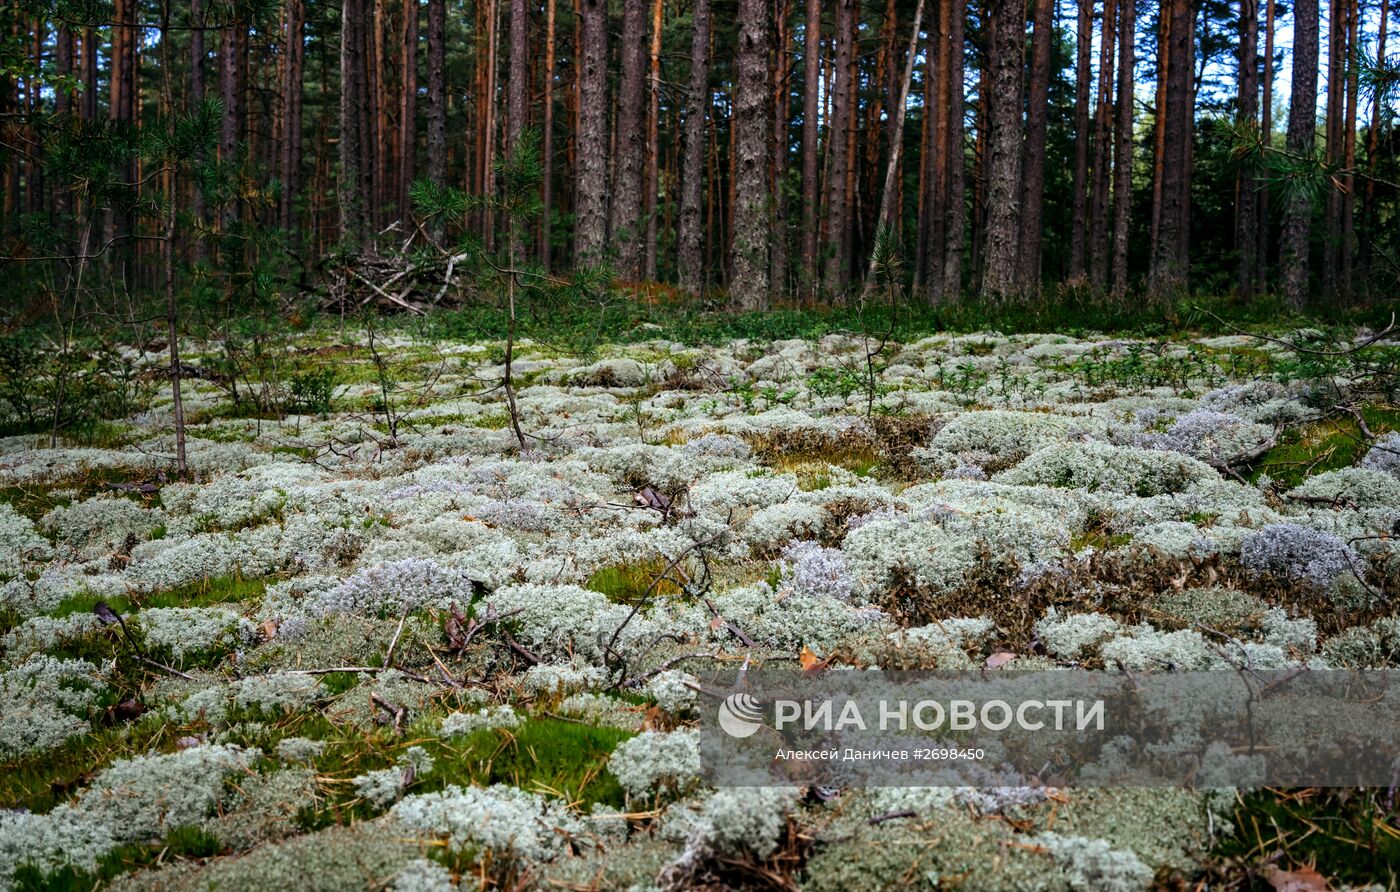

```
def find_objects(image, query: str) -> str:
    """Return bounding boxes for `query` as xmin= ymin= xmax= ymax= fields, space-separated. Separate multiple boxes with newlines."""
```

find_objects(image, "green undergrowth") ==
xmin=417 ymin=290 xmax=1396 ymax=348
xmin=1248 ymin=405 xmax=1400 ymax=488
xmin=52 ymin=574 xmax=269 ymax=619
xmin=586 ymin=560 xmax=685 ymax=603
xmin=299 ymin=716 xmax=630 ymax=829
xmin=0 ymin=715 xmax=178 ymax=812
xmin=0 ymin=467 xmax=162 ymax=523
xmin=10 ymin=825 xmax=222 ymax=892
xmin=1211 ymin=788 xmax=1400 ymax=886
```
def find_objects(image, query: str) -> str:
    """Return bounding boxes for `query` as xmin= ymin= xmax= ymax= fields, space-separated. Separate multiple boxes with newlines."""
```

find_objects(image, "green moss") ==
xmin=52 ymin=574 xmax=268 ymax=617
xmin=0 ymin=466 xmax=160 ymax=523
xmin=1212 ymin=789 xmax=1400 ymax=885
xmin=11 ymin=826 xmax=222 ymax=891
xmin=1249 ymin=406 xmax=1400 ymax=488
xmin=586 ymin=560 xmax=683 ymax=604
xmin=301 ymin=716 xmax=629 ymax=827
xmin=0 ymin=715 xmax=178 ymax=812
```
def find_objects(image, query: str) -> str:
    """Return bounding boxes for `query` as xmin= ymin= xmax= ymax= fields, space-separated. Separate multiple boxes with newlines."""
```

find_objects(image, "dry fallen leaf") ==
xmin=1266 ymin=864 xmax=1331 ymax=892
xmin=985 ymin=651 xmax=1017 ymax=669
xmin=709 ymin=616 xmax=725 ymax=631
xmin=799 ymin=645 xmax=821 ymax=670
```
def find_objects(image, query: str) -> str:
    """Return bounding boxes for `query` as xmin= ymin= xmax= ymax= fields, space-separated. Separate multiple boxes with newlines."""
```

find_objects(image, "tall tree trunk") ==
xmin=918 ymin=11 xmax=943 ymax=299
xmin=677 ymin=0 xmax=712 ymax=290
xmin=1089 ymin=0 xmax=1118 ymax=289
xmin=645 ymin=0 xmax=664 ymax=279
xmin=109 ymin=0 xmax=138 ymax=265
xmin=800 ymin=0 xmax=821 ymax=299
xmin=481 ymin=0 xmax=498 ymax=249
xmin=219 ymin=22 xmax=243 ymax=237
xmin=610 ymin=0 xmax=649 ymax=278
xmin=542 ymin=0 xmax=556 ymax=270
xmin=1322 ymin=0 xmax=1344 ymax=294
xmin=1111 ymin=0 xmax=1135 ymax=296
xmin=1017 ymin=0 xmax=1054 ymax=291
xmin=426 ymin=0 xmax=446 ymax=189
xmin=282 ymin=0 xmax=306 ymax=234
xmin=1339 ymin=0 xmax=1358 ymax=292
xmin=54 ymin=25 xmax=72 ymax=117
xmin=866 ymin=0 xmax=925 ymax=292
xmin=400 ymin=0 xmax=418 ymax=218
xmin=508 ymin=0 xmax=528 ymax=259
xmin=157 ymin=0 xmax=187 ymax=475
xmin=732 ymin=0 xmax=773 ymax=309
xmin=1361 ymin=0 xmax=1387 ymax=279
xmin=80 ymin=27 xmax=97 ymax=121
xmin=1068 ymin=0 xmax=1093 ymax=282
xmin=1257 ymin=0 xmax=1275 ymax=291
xmin=340 ymin=0 xmax=367 ymax=245
xmin=1235 ymin=0 xmax=1259 ymax=296
xmin=770 ymin=0 xmax=790 ymax=295
xmin=823 ymin=0 xmax=854 ymax=295
xmin=575 ymin=0 xmax=609 ymax=260
xmin=1280 ymin=0 xmax=1318 ymax=308
xmin=1148 ymin=0 xmax=1193 ymax=297
xmin=942 ymin=0 xmax=966 ymax=299
xmin=980 ymin=0 xmax=1025 ymax=300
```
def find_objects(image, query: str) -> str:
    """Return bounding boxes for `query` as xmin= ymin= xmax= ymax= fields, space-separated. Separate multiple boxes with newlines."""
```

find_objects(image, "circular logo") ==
xmin=718 ymin=692 xmax=764 ymax=738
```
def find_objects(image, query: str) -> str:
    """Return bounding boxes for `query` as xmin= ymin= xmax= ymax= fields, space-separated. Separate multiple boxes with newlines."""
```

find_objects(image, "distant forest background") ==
xmin=2 ymin=0 xmax=1399 ymax=316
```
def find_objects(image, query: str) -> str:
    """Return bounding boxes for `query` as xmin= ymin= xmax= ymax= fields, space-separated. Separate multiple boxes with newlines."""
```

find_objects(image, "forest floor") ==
xmin=2 ymin=318 xmax=1399 ymax=890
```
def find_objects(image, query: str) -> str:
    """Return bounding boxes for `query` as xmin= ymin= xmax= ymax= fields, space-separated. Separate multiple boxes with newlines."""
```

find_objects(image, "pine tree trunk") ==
xmin=1110 ymin=0 xmax=1135 ymax=296
xmin=1257 ymin=0 xmax=1274 ymax=291
xmin=1322 ymin=0 xmax=1343 ymax=294
xmin=54 ymin=26 xmax=72 ymax=117
xmin=1148 ymin=0 xmax=1192 ymax=297
xmin=481 ymin=0 xmax=498 ymax=249
xmin=1339 ymin=0 xmax=1358 ymax=292
xmin=644 ymin=0 xmax=664 ymax=279
xmin=609 ymin=0 xmax=649 ymax=278
xmin=1361 ymin=0 xmax=1387 ymax=280
xmin=941 ymin=0 xmax=966 ymax=299
xmin=508 ymin=0 xmax=528 ymax=259
xmin=917 ymin=13 xmax=942 ymax=299
xmin=980 ymin=0 xmax=1025 ymax=300
xmin=400 ymin=0 xmax=418 ymax=219
xmin=1068 ymin=0 xmax=1093 ymax=282
xmin=220 ymin=23 xmax=242 ymax=236
xmin=575 ymin=0 xmax=610 ymax=261
xmin=80 ymin=27 xmax=97 ymax=121
xmin=800 ymin=0 xmax=821 ymax=299
xmin=1280 ymin=0 xmax=1318 ymax=308
xmin=867 ymin=0 xmax=924 ymax=281
xmin=1017 ymin=0 xmax=1054 ymax=292
xmin=732 ymin=0 xmax=773 ymax=309
xmin=822 ymin=0 xmax=854 ymax=295
xmin=677 ymin=0 xmax=712 ymax=290
xmin=282 ymin=0 xmax=306 ymax=234
xmin=340 ymin=0 xmax=366 ymax=245
xmin=1235 ymin=0 xmax=1259 ymax=297
xmin=1089 ymin=0 xmax=1117 ymax=289
xmin=542 ymin=0 xmax=556 ymax=270
xmin=426 ymin=0 xmax=446 ymax=189
xmin=770 ymin=0 xmax=790 ymax=295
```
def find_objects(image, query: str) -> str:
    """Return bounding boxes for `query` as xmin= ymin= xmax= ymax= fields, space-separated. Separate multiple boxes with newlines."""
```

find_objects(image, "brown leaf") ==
xmin=985 ymin=651 xmax=1017 ymax=669
xmin=640 ymin=704 xmax=665 ymax=730
xmin=799 ymin=645 xmax=832 ymax=673
xmin=1266 ymin=865 xmax=1331 ymax=892
xmin=259 ymin=619 xmax=279 ymax=641
xmin=709 ymin=616 xmax=725 ymax=631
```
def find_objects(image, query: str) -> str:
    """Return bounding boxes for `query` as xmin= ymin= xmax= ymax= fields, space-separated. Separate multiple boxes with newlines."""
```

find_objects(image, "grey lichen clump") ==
xmin=2 ymin=328 xmax=1395 ymax=889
